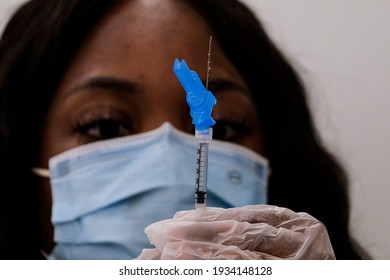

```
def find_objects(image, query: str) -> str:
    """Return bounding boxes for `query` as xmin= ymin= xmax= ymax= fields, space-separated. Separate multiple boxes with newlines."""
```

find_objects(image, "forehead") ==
xmin=94 ymin=0 xmax=212 ymax=47
xmin=56 ymin=0 xmax=243 ymax=100
xmin=70 ymin=1 xmax=213 ymax=69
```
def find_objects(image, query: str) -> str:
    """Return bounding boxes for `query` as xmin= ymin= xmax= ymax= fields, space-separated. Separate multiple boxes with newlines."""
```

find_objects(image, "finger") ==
xmin=146 ymin=219 xmax=295 ymax=258
xmin=160 ymin=241 xmax=277 ymax=260
xmin=136 ymin=248 xmax=161 ymax=260
xmin=173 ymin=205 xmax=318 ymax=229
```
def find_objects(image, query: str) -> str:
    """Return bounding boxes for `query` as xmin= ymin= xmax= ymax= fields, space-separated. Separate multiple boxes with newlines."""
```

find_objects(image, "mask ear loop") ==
xmin=32 ymin=167 xmax=50 ymax=178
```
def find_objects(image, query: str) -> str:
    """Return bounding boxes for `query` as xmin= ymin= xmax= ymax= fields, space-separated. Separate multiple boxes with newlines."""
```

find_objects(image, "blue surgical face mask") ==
xmin=39 ymin=123 xmax=269 ymax=259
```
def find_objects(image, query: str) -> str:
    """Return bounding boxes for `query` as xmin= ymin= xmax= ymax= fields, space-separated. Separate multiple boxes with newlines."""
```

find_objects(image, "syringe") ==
xmin=173 ymin=56 xmax=216 ymax=208
xmin=195 ymin=128 xmax=212 ymax=208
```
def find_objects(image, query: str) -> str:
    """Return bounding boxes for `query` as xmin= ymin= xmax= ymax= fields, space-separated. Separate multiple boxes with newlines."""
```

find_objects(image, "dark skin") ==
xmin=38 ymin=0 xmax=264 ymax=254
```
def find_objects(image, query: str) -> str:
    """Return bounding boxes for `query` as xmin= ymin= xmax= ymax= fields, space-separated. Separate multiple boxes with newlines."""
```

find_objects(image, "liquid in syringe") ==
xmin=195 ymin=128 xmax=212 ymax=208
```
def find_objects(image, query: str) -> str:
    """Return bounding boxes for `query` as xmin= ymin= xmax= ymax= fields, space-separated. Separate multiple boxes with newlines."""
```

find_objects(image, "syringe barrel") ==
xmin=195 ymin=128 xmax=212 ymax=206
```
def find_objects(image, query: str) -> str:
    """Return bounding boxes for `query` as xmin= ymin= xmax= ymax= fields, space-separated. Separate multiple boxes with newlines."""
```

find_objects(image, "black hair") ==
xmin=0 ymin=0 xmax=367 ymax=259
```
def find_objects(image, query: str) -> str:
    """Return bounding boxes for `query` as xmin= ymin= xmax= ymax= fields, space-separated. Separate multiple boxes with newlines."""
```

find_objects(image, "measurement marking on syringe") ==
xmin=196 ymin=142 xmax=209 ymax=204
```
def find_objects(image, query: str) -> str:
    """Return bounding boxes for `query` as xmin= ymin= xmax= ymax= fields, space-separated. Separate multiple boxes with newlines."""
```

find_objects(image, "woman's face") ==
xmin=38 ymin=0 xmax=263 ymax=252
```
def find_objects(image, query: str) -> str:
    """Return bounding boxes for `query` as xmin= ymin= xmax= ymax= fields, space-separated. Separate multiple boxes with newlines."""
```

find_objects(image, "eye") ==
xmin=77 ymin=119 xmax=133 ymax=141
xmin=212 ymin=118 xmax=250 ymax=141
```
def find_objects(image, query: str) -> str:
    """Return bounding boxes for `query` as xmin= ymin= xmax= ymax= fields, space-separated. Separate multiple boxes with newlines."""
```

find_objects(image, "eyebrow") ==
xmin=61 ymin=76 xmax=138 ymax=100
xmin=205 ymin=78 xmax=250 ymax=96
xmin=61 ymin=76 xmax=249 ymax=100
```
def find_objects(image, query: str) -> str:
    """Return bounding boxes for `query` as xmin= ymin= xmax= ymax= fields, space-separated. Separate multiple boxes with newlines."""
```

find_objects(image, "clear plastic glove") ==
xmin=136 ymin=205 xmax=335 ymax=260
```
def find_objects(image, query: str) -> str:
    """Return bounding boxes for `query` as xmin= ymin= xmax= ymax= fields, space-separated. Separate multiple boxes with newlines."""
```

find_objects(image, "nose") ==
xmin=141 ymin=112 xmax=194 ymax=133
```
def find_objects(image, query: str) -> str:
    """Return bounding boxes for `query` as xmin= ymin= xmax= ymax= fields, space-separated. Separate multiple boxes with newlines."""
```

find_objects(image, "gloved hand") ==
xmin=136 ymin=205 xmax=335 ymax=260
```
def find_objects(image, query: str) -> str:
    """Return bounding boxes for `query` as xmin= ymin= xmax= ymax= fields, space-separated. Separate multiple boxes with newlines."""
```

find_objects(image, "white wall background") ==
xmin=1 ymin=0 xmax=389 ymax=259
xmin=0 ymin=0 xmax=22 ymax=31
xmin=240 ymin=0 xmax=390 ymax=259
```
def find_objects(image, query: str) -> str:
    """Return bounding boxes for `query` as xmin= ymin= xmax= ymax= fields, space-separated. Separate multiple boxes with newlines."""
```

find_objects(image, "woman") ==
xmin=0 ymin=0 xmax=367 ymax=259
